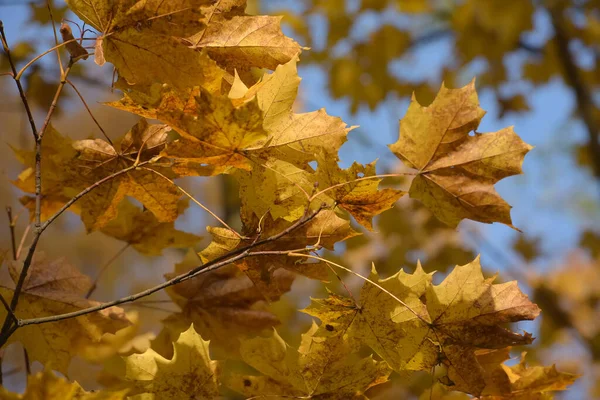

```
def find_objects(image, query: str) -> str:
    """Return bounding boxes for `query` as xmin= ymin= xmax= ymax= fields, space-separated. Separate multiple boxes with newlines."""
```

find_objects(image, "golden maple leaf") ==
xmin=72 ymin=119 xmax=181 ymax=231
xmin=108 ymin=56 xmax=353 ymax=176
xmin=315 ymin=159 xmax=405 ymax=231
xmin=305 ymin=256 xmax=540 ymax=396
xmin=0 ymin=253 xmax=130 ymax=374
xmin=226 ymin=323 xmax=391 ymax=399
xmin=66 ymin=0 xmax=226 ymax=91
xmin=105 ymin=324 xmax=220 ymax=399
xmin=388 ymin=81 xmax=532 ymax=228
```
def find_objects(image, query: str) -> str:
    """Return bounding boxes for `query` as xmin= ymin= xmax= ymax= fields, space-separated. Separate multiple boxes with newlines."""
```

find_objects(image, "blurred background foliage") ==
xmin=1 ymin=0 xmax=600 ymax=398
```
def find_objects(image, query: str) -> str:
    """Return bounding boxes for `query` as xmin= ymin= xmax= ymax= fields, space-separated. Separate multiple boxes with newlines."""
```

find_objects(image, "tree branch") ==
xmin=13 ymin=205 xmax=327 ymax=329
xmin=0 ymin=20 xmax=38 ymax=140
xmin=549 ymin=6 xmax=600 ymax=180
xmin=0 ymin=160 xmax=153 ymax=344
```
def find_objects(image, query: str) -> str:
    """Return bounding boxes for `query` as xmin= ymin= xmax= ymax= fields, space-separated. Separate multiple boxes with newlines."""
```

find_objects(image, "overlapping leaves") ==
xmin=305 ymin=257 xmax=542 ymax=396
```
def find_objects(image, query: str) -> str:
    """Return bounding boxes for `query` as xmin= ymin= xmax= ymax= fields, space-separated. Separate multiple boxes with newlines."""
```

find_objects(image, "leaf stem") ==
xmin=85 ymin=243 xmax=130 ymax=299
xmin=288 ymin=252 xmax=430 ymax=324
xmin=141 ymin=167 xmax=243 ymax=239
xmin=310 ymin=173 xmax=414 ymax=201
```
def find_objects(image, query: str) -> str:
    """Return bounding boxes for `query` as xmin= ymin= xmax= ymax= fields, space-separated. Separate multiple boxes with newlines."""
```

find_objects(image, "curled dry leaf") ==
xmin=59 ymin=22 xmax=88 ymax=60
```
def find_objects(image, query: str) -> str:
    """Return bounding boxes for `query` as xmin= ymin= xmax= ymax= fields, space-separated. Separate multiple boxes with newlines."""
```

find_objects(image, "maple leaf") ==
xmin=66 ymin=0 xmax=226 ymax=91
xmin=0 ymin=253 xmax=130 ymax=374
xmin=199 ymin=211 xmax=357 ymax=301
xmin=226 ymin=323 xmax=391 ymax=399
xmin=155 ymin=250 xmax=283 ymax=357
xmin=0 ymin=368 xmax=129 ymax=400
xmin=108 ymin=56 xmax=353 ymax=176
xmin=445 ymin=349 xmax=578 ymax=399
xmin=304 ymin=256 xmax=540 ymax=396
xmin=72 ymin=119 xmax=181 ymax=231
xmin=388 ymin=81 xmax=532 ymax=228
xmin=315 ymin=159 xmax=405 ymax=230
xmin=100 ymin=199 xmax=201 ymax=256
xmin=187 ymin=3 xmax=303 ymax=72
xmin=105 ymin=324 xmax=220 ymax=399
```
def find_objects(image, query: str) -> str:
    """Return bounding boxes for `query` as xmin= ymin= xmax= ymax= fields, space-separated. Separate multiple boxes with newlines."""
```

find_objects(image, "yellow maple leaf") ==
xmin=72 ymin=119 xmax=181 ymax=231
xmin=109 ymin=56 xmax=353 ymax=176
xmin=0 ymin=253 xmax=130 ymax=374
xmin=227 ymin=323 xmax=391 ymax=399
xmin=305 ymin=256 xmax=540 ymax=396
xmin=105 ymin=324 xmax=220 ymax=399
xmin=100 ymin=199 xmax=200 ymax=256
xmin=315 ymin=159 xmax=405 ymax=230
xmin=0 ymin=368 xmax=128 ymax=399
xmin=66 ymin=0 xmax=226 ymax=91
xmin=199 ymin=211 xmax=357 ymax=301
xmin=388 ymin=81 xmax=532 ymax=228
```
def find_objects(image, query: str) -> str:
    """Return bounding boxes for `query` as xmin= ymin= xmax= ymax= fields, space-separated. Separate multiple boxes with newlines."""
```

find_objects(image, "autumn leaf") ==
xmin=155 ymin=250 xmax=283 ymax=357
xmin=66 ymin=0 xmax=227 ymax=91
xmin=72 ymin=119 xmax=181 ymax=231
xmin=188 ymin=10 xmax=303 ymax=72
xmin=315 ymin=159 xmax=405 ymax=230
xmin=0 ymin=253 xmax=130 ymax=374
xmin=448 ymin=349 xmax=579 ymax=399
xmin=388 ymin=81 xmax=532 ymax=228
xmin=108 ymin=56 xmax=353 ymax=176
xmin=305 ymin=256 xmax=540 ymax=396
xmin=0 ymin=368 xmax=128 ymax=400
xmin=100 ymin=199 xmax=201 ymax=256
xmin=199 ymin=210 xmax=357 ymax=301
xmin=105 ymin=324 xmax=220 ymax=399
xmin=226 ymin=323 xmax=391 ymax=399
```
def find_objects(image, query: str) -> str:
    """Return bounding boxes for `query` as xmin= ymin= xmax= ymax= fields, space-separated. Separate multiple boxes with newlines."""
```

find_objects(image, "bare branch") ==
xmin=0 ymin=20 xmax=38 ymax=140
xmin=5 ymin=207 xmax=16 ymax=260
xmin=14 ymin=205 xmax=327 ymax=328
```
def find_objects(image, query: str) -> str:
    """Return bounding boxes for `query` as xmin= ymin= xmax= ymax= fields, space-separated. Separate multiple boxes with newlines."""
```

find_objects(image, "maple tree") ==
xmin=0 ymin=0 xmax=583 ymax=399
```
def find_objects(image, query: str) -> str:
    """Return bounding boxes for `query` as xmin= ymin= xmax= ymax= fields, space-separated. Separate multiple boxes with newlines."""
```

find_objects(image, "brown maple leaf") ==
xmin=0 ymin=253 xmax=130 ymax=374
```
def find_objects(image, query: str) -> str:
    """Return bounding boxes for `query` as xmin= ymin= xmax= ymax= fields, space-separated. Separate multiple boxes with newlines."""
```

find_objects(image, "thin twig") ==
xmin=0 ymin=20 xmax=38 ymax=140
xmin=15 ymin=224 xmax=30 ymax=260
xmin=14 ymin=39 xmax=77 ymax=81
xmin=66 ymin=78 xmax=113 ymax=145
xmin=0 ymin=294 xmax=16 ymax=324
xmin=23 ymin=348 xmax=30 ymax=375
xmin=288 ymin=252 xmax=429 ymax=324
xmin=0 ymin=161 xmax=152 ymax=343
xmin=46 ymin=0 xmax=64 ymax=76
xmin=6 ymin=207 xmax=16 ymax=260
xmin=13 ymin=205 xmax=327 ymax=329
xmin=85 ymin=244 xmax=130 ymax=299
xmin=141 ymin=167 xmax=243 ymax=239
